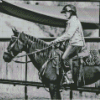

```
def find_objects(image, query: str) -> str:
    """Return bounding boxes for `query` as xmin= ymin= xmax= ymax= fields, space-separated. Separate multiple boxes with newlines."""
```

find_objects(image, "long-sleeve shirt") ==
xmin=53 ymin=16 xmax=85 ymax=46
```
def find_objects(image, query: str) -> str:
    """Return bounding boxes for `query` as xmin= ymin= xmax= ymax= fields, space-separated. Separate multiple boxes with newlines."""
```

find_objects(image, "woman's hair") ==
xmin=72 ymin=11 xmax=77 ymax=16
xmin=70 ymin=11 xmax=77 ymax=17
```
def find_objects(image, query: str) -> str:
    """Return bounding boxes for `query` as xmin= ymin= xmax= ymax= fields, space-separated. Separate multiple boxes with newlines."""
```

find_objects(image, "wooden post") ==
xmin=99 ymin=7 xmax=100 ymax=37
xmin=95 ymin=80 xmax=100 ymax=96
xmin=69 ymin=59 xmax=73 ymax=100
xmin=25 ymin=55 xmax=28 ymax=100
xmin=70 ymin=88 xmax=73 ymax=100
xmin=79 ymin=91 xmax=82 ymax=97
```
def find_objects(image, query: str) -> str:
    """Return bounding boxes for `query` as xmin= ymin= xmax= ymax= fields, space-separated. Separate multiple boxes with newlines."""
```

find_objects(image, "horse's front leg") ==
xmin=49 ymin=83 xmax=61 ymax=100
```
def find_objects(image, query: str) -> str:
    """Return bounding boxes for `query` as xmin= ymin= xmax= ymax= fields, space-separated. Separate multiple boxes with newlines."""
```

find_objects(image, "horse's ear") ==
xmin=12 ymin=27 xmax=19 ymax=36
xmin=20 ymin=32 xmax=26 ymax=42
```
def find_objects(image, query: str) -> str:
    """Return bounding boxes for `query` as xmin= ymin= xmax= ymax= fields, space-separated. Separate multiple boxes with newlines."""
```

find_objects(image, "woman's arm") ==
xmin=52 ymin=19 xmax=78 ymax=43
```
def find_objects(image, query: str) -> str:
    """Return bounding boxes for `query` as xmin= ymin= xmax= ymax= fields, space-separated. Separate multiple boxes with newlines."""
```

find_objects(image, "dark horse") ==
xmin=3 ymin=28 xmax=100 ymax=99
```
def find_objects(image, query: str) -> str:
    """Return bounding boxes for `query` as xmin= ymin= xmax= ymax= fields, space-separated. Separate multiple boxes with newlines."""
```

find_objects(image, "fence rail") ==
xmin=0 ymin=79 xmax=100 ymax=93
xmin=1 ymin=37 xmax=100 ymax=42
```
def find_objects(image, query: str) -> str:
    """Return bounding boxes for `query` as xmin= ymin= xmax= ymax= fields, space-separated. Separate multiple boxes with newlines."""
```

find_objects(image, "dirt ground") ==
xmin=0 ymin=84 xmax=100 ymax=100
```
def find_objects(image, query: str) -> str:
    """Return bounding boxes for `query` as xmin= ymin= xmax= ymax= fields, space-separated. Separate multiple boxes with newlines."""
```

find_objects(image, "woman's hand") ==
xmin=49 ymin=41 xmax=57 ymax=46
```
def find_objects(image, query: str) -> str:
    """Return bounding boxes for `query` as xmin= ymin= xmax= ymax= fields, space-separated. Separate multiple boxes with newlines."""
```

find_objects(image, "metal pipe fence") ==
xmin=0 ymin=37 xmax=100 ymax=100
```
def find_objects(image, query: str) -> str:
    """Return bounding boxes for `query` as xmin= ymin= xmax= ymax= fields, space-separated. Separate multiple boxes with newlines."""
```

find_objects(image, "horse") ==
xmin=3 ymin=28 xmax=100 ymax=99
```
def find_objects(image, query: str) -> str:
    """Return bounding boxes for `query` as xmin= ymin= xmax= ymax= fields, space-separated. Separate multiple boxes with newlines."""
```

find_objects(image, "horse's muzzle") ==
xmin=3 ymin=52 xmax=13 ymax=62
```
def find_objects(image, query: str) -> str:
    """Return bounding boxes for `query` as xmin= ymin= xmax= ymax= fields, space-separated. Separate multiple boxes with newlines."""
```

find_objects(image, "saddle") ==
xmin=39 ymin=47 xmax=63 ymax=79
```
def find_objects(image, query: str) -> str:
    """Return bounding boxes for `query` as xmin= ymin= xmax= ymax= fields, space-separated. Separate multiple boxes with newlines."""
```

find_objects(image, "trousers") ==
xmin=62 ymin=44 xmax=82 ymax=60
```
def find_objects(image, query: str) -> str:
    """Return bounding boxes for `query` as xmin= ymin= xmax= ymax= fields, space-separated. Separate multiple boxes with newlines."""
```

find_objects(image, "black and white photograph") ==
xmin=0 ymin=0 xmax=100 ymax=99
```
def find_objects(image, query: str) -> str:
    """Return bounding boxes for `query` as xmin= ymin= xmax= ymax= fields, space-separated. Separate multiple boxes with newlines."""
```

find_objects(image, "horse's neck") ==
xmin=24 ymin=36 xmax=49 ymax=70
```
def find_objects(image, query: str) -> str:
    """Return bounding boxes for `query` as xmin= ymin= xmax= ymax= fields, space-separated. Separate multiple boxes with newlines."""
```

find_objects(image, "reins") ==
xmin=14 ymin=39 xmax=66 ymax=58
xmin=12 ymin=44 xmax=56 ymax=63
xmin=11 ymin=34 xmax=66 ymax=63
xmin=15 ymin=45 xmax=51 ymax=58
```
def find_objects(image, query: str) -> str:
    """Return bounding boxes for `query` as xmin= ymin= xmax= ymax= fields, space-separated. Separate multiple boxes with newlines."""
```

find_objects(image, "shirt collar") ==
xmin=66 ymin=16 xmax=77 ymax=23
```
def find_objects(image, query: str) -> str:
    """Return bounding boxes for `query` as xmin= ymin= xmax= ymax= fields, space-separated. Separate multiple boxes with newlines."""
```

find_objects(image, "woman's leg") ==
xmin=62 ymin=45 xmax=82 ymax=84
xmin=62 ymin=45 xmax=80 ymax=60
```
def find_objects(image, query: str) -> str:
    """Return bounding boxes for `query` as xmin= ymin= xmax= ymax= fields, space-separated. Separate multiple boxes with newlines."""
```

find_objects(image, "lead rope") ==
xmin=12 ymin=40 xmax=66 ymax=63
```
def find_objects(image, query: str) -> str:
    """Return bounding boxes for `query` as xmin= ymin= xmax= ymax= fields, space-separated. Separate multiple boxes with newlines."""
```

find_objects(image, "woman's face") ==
xmin=64 ymin=11 xmax=72 ymax=19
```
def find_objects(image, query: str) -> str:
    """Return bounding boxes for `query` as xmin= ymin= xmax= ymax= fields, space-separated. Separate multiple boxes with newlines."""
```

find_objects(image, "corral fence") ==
xmin=0 ymin=37 xmax=100 ymax=100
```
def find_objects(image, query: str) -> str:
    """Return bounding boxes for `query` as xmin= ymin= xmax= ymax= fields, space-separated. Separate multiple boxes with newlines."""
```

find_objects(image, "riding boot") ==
xmin=63 ymin=70 xmax=74 ymax=84
xmin=63 ymin=59 xmax=74 ymax=84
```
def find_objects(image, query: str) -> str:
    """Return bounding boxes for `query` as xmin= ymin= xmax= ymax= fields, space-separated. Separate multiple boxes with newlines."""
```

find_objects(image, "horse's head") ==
xmin=3 ymin=28 xmax=26 ymax=62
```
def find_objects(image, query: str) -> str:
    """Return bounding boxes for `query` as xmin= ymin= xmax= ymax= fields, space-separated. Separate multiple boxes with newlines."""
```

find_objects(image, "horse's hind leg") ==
xmin=49 ymin=83 xmax=61 ymax=100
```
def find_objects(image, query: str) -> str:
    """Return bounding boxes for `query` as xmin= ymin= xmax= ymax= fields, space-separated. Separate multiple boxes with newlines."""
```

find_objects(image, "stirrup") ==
xmin=63 ymin=70 xmax=74 ymax=85
xmin=63 ymin=75 xmax=74 ymax=85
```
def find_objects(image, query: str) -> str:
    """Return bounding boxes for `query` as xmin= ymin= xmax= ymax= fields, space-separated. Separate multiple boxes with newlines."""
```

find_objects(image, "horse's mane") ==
xmin=22 ymin=32 xmax=53 ymax=60
xmin=23 ymin=32 xmax=49 ymax=48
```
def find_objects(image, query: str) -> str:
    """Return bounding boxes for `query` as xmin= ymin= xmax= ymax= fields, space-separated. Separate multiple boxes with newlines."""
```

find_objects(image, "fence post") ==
xmin=69 ymin=59 xmax=73 ymax=100
xmin=25 ymin=55 xmax=28 ymax=100
xmin=79 ymin=91 xmax=82 ymax=97
xmin=70 ymin=85 xmax=73 ymax=100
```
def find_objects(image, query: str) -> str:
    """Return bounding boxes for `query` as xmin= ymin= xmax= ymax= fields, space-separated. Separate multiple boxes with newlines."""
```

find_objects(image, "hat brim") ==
xmin=61 ymin=10 xmax=66 ymax=13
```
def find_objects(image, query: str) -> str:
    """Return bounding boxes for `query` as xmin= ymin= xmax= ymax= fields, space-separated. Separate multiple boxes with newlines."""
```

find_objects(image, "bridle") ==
xmin=6 ymin=33 xmax=27 ymax=63
xmin=6 ymin=33 xmax=22 ymax=57
xmin=11 ymin=33 xmax=23 ymax=51
xmin=6 ymin=33 xmax=49 ymax=63
xmin=7 ymin=34 xmax=66 ymax=63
